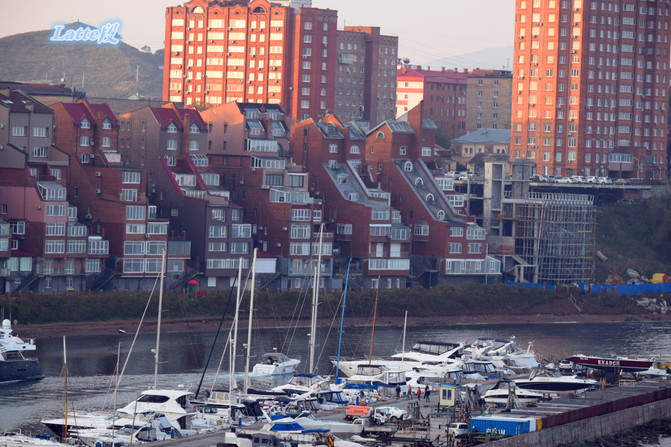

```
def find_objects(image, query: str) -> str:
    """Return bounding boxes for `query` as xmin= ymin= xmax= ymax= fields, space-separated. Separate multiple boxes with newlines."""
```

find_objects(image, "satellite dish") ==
xmin=402 ymin=57 xmax=410 ymax=65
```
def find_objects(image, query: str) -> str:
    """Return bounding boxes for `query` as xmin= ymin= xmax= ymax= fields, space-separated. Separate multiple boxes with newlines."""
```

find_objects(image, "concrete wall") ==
xmin=485 ymin=398 xmax=671 ymax=446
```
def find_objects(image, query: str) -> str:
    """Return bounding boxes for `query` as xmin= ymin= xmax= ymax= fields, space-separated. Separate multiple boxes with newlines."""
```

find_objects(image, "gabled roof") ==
xmin=315 ymin=122 xmax=344 ymax=139
xmin=386 ymin=121 xmax=415 ymax=134
xmin=344 ymin=122 xmax=367 ymax=141
xmin=151 ymin=107 xmax=182 ymax=130
xmin=60 ymin=102 xmax=96 ymax=125
xmin=177 ymin=107 xmax=207 ymax=130
xmin=452 ymin=128 xmax=510 ymax=145
xmin=88 ymin=103 xmax=119 ymax=126
xmin=0 ymin=89 xmax=53 ymax=114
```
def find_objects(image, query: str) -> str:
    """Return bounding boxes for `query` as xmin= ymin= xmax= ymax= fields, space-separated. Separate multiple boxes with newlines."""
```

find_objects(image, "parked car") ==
xmin=448 ymin=422 xmax=470 ymax=438
xmin=570 ymin=175 xmax=587 ymax=184
xmin=597 ymin=176 xmax=612 ymax=184
xmin=555 ymin=176 xmax=573 ymax=184
xmin=584 ymin=176 xmax=597 ymax=184
xmin=614 ymin=178 xmax=630 ymax=185
xmin=530 ymin=174 xmax=549 ymax=182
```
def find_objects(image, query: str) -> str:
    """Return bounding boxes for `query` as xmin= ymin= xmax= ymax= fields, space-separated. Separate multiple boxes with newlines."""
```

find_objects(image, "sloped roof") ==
xmin=344 ymin=122 xmax=367 ymax=141
xmin=0 ymin=89 xmax=53 ymax=114
xmin=89 ymin=103 xmax=119 ymax=126
xmin=452 ymin=128 xmax=510 ymax=145
xmin=60 ymin=103 xmax=95 ymax=125
xmin=177 ymin=107 xmax=207 ymax=130
xmin=151 ymin=107 xmax=182 ymax=130
xmin=316 ymin=122 xmax=344 ymax=139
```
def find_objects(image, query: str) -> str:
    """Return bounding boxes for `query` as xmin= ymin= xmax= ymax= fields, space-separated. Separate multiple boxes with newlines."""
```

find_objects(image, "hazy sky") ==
xmin=1 ymin=0 xmax=515 ymax=68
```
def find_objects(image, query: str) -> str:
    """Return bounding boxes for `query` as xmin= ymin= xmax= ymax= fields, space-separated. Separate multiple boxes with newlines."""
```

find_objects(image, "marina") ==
xmin=4 ymin=321 xmax=671 ymax=446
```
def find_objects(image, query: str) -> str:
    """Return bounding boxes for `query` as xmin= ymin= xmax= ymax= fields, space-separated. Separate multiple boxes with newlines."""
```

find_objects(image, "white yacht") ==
xmin=483 ymin=379 xmax=543 ymax=407
xmin=514 ymin=367 xmax=600 ymax=394
xmin=0 ymin=319 xmax=43 ymax=383
xmin=252 ymin=350 xmax=300 ymax=376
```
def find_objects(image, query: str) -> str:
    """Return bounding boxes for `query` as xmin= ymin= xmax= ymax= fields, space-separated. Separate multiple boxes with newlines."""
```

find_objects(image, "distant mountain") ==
xmin=424 ymin=45 xmax=514 ymax=72
xmin=0 ymin=24 xmax=164 ymax=99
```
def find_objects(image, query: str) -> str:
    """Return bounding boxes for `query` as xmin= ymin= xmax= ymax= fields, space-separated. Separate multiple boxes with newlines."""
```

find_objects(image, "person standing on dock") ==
xmin=425 ymin=385 xmax=430 ymax=401
xmin=417 ymin=386 xmax=422 ymax=401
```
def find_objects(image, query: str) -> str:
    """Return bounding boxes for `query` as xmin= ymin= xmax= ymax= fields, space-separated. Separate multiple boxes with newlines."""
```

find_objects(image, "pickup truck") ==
xmin=345 ymin=405 xmax=386 ymax=425
xmin=372 ymin=406 xmax=407 ymax=423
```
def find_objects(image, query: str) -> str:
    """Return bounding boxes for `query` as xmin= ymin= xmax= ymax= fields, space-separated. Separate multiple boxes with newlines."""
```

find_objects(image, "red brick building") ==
xmin=396 ymin=66 xmax=469 ymax=145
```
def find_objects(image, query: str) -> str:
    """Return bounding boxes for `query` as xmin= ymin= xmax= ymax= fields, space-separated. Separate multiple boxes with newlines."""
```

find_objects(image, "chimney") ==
xmin=454 ymin=67 xmax=458 ymax=72
xmin=441 ymin=67 xmax=445 ymax=72
xmin=427 ymin=66 xmax=430 ymax=71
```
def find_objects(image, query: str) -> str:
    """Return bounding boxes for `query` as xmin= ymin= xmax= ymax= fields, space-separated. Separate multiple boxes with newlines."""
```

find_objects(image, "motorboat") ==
xmin=339 ymin=364 xmax=406 ymax=389
xmin=269 ymin=373 xmax=332 ymax=396
xmin=564 ymin=353 xmax=654 ymax=372
xmin=0 ymin=319 xmax=43 ymax=383
xmin=115 ymin=389 xmax=199 ymax=433
xmin=483 ymin=379 xmax=543 ymax=407
xmin=253 ymin=350 xmax=300 ymax=376
xmin=460 ymin=359 xmax=503 ymax=381
xmin=514 ymin=367 xmax=599 ymax=394
xmin=293 ymin=412 xmax=364 ymax=437
xmin=335 ymin=341 xmax=464 ymax=377
xmin=0 ymin=432 xmax=62 ymax=447
xmin=467 ymin=337 xmax=540 ymax=373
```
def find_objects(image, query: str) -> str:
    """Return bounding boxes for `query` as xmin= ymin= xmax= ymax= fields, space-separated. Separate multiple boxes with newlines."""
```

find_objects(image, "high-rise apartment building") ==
xmin=334 ymin=27 xmax=398 ymax=125
xmin=164 ymin=1 xmax=397 ymax=128
xmin=164 ymin=0 xmax=338 ymax=122
xmin=511 ymin=0 xmax=670 ymax=180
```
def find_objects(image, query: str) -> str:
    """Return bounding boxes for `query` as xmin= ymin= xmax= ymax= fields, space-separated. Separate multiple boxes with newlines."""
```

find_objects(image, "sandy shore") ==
xmin=14 ymin=311 xmax=671 ymax=340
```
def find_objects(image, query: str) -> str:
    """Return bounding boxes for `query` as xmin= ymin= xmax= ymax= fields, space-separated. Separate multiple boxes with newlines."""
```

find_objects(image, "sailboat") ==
xmin=43 ymin=250 xmax=213 ymax=440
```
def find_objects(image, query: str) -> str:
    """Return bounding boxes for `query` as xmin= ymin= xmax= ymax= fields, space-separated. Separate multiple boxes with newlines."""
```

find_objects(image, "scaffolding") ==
xmin=515 ymin=192 xmax=595 ymax=285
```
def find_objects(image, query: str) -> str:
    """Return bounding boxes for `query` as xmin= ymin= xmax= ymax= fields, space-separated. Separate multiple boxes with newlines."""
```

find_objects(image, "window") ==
xmin=126 ymin=205 xmax=146 ymax=221
xmin=45 ymin=240 xmax=65 ymax=254
xmin=209 ymin=225 xmax=227 ymax=238
xmin=80 ymin=136 xmax=90 ymax=146
xmin=122 ymin=171 xmax=141 ymax=184
xmin=81 ymin=118 xmax=90 ymax=129
xmin=125 ymin=223 xmax=146 ymax=234
xmin=46 ymin=222 xmax=66 ymax=236
xmin=146 ymin=241 xmax=167 ymax=255
xmin=10 ymin=221 xmax=25 ymax=234
xmin=147 ymin=222 xmax=167 ymax=234
xmin=33 ymin=127 xmax=49 ymax=137
xmin=124 ymin=241 xmax=144 ymax=255
xmin=231 ymin=224 xmax=251 ymax=238
xmin=47 ymin=205 xmax=67 ymax=216
xmin=67 ymin=240 xmax=86 ymax=254
xmin=291 ymin=224 xmax=310 ymax=239
xmin=230 ymin=242 xmax=248 ymax=254
xmin=88 ymin=240 xmax=109 ymax=255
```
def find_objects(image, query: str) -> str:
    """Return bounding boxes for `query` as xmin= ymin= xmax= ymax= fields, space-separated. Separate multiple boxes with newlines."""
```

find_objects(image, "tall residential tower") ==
xmin=511 ymin=0 xmax=669 ymax=181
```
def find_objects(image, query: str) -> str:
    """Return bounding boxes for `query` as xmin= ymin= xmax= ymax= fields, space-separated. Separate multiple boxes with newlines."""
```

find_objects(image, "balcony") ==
xmin=366 ymin=258 xmax=411 ymax=273
xmin=168 ymin=240 xmax=192 ymax=257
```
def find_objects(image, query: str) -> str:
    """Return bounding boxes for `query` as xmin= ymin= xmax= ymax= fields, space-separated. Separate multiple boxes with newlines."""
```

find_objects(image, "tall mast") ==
xmin=231 ymin=259 xmax=243 ymax=395
xmin=309 ymin=224 xmax=324 ymax=374
xmin=153 ymin=249 xmax=166 ymax=389
xmin=368 ymin=276 xmax=381 ymax=364
xmin=243 ymin=248 xmax=258 ymax=393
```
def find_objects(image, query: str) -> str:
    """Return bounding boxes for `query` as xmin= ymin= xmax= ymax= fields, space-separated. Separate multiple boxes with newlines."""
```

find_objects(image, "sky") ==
xmin=1 ymin=0 xmax=515 ymax=68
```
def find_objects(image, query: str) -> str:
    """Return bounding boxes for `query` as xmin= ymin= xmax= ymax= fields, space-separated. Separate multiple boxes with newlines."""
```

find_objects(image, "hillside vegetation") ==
xmin=594 ymin=195 xmax=671 ymax=282
xmin=0 ymin=25 xmax=163 ymax=99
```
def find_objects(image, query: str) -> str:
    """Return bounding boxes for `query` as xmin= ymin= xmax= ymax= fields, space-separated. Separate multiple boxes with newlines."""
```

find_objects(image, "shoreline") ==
xmin=15 ymin=311 xmax=671 ymax=340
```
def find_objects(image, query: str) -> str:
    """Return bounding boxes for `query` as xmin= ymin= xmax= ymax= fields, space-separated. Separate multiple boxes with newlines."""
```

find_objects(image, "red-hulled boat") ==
xmin=564 ymin=354 xmax=653 ymax=372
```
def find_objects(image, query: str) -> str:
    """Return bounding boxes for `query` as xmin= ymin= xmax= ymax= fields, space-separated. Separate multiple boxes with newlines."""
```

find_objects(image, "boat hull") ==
xmin=0 ymin=358 xmax=43 ymax=383
xmin=565 ymin=355 xmax=653 ymax=372
xmin=514 ymin=379 xmax=596 ymax=394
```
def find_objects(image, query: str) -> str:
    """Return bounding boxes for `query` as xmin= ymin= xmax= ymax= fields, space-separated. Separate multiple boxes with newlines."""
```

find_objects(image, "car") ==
xmin=597 ymin=176 xmax=612 ymax=184
xmin=614 ymin=178 xmax=630 ymax=185
xmin=373 ymin=406 xmax=407 ymax=423
xmin=584 ymin=176 xmax=597 ymax=184
xmin=448 ymin=422 xmax=470 ymax=438
xmin=530 ymin=174 xmax=549 ymax=182
xmin=570 ymin=175 xmax=587 ymax=184
xmin=555 ymin=176 xmax=573 ymax=184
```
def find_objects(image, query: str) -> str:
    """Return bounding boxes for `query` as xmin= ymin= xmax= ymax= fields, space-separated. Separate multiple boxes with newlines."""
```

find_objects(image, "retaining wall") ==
xmin=484 ymin=397 xmax=671 ymax=446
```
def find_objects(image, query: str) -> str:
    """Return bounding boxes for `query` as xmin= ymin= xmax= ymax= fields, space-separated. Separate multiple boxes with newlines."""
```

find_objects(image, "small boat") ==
xmin=564 ymin=353 xmax=654 ymax=372
xmin=339 ymin=364 xmax=406 ymax=389
xmin=0 ymin=319 xmax=43 ymax=383
xmin=483 ymin=379 xmax=543 ymax=407
xmin=252 ymin=350 xmax=300 ymax=376
xmin=514 ymin=367 xmax=599 ymax=394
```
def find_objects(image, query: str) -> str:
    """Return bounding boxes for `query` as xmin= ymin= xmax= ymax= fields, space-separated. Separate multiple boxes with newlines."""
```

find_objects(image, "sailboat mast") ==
xmin=401 ymin=310 xmax=408 ymax=366
xmin=309 ymin=224 xmax=324 ymax=374
xmin=368 ymin=276 xmax=381 ymax=364
xmin=63 ymin=336 xmax=68 ymax=444
xmin=243 ymin=248 xmax=258 ymax=393
xmin=335 ymin=258 xmax=352 ymax=383
xmin=153 ymin=249 xmax=166 ymax=389
xmin=231 ymin=259 xmax=243 ymax=394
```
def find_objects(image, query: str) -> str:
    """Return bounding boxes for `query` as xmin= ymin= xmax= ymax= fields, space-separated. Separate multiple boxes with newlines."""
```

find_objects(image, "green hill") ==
xmin=0 ymin=24 xmax=164 ymax=99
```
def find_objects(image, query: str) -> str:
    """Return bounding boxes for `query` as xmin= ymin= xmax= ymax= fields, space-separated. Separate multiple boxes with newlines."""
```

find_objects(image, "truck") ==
xmin=469 ymin=415 xmax=538 ymax=436
xmin=344 ymin=405 xmax=386 ymax=425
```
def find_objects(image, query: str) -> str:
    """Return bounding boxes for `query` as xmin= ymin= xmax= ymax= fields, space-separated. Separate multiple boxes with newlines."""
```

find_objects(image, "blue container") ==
xmin=470 ymin=416 xmax=535 ymax=436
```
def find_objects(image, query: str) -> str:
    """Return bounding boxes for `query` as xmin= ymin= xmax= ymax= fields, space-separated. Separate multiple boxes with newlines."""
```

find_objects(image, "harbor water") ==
xmin=3 ymin=320 xmax=671 ymax=434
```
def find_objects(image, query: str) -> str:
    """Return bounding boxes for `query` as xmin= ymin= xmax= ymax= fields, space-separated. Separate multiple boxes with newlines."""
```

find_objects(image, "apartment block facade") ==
xmin=396 ymin=66 xmax=469 ymax=144
xmin=465 ymin=70 xmax=513 ymax=131
xmin=511 ymin=0 xmax=670 ymax=180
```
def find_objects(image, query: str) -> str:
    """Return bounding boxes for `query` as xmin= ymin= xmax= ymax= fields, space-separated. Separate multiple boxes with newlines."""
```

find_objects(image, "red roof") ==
xmin=151 ymin=107 xmax=182 ymax=130
xmin=61 ymin=103 xmax=95 ymax=125
xmin=177 ymin=108 xmax=207 ymax=130
xmin=89 ymin=103 xmax=119 ymax=126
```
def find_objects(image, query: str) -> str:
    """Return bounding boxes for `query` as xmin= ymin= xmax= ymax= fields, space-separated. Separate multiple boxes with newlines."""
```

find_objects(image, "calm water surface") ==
xmin=3 ymin=321 xmax=671 ymax=433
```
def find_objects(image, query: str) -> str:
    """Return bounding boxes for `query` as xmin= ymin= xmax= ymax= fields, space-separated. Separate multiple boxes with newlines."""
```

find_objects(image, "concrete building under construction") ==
xmin=484 ymin=160 xmax=595 ymax=285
